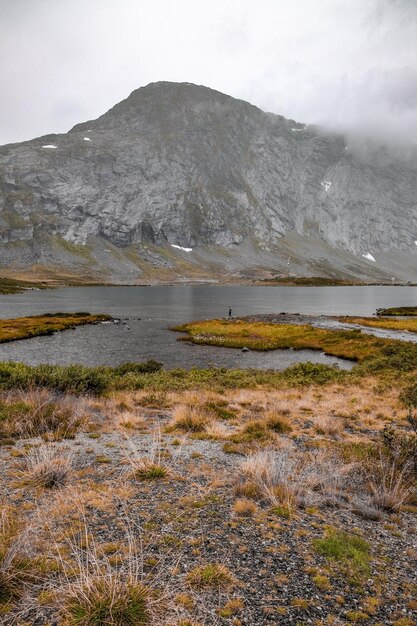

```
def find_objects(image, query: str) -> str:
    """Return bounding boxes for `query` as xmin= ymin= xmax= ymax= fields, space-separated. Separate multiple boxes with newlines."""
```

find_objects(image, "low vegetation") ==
xmin=0 ymin=312 xmax=111 ymax=344
xmin=375 ymin=306 xmax=417 ymax=316
xmin=0 ymin=374 xmax=415 ymax=624
xmin=0 ymin=276 xmax=49 ymax=295
xmin=260 ymin=276 xmax=360 ymax=286
xmin=175 ymin=317 xmax=417 ymax=364
xmin=0 ymin=312 xmax=416 ymax=624
xmin=313 ymin=528 xmax=371 ymax=582
xmin=339 ymin=315 xmax=417 ymax=333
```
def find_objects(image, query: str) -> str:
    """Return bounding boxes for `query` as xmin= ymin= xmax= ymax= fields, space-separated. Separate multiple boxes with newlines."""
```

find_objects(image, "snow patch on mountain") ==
xmin=171 ymin=244 xmax=193 ymax=252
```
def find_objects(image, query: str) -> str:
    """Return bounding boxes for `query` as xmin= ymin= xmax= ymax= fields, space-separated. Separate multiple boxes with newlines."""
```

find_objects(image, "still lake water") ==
xmin=0 ymin=285 xmax=416 ymax=369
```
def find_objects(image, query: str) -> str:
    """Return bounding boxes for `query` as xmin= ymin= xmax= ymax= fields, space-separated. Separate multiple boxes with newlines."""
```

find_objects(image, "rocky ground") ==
xmin=0 ymin=383 xmax=416 ymax=625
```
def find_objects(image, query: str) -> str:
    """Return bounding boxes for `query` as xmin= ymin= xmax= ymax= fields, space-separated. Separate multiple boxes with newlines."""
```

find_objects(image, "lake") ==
xmin=0 ymin=285 xmax=416 ymax=369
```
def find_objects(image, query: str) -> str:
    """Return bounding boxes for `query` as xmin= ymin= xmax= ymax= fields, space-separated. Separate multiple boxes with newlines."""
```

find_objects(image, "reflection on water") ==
xmin=0 ymin=285 xmax=415 ymax=369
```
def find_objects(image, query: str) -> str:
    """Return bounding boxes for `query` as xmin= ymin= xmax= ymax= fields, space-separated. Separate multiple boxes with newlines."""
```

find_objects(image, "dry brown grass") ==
xmin=123 ymin=428 xmax=179 ymax=481
xmin=236 ymin=449 xmax=357 ymax=511
xmin=167 ymin=405 xmax=213 ymax=433
xmin=233 ymin=498 xmax=257 ymax=517
xmin=225 ymin=383 xmax=403 ymax=440
xmin=16 ymin=444 xmax=74 ymax=489
xmin=204 ymin=421 xmax=231 ymax=439
xmin=264 ymin=410 xmax=293 ymax=434
xmin=313 ymin=414 xmax=344 ymax=437
xmin=0 ymin=389 xmax=86 ymax=441
xmin=52 ymin=518 xmax=176 ymax=626
xmin=0 ymin=507 xmax=33 ymax=606
xmin=368 ymin=456 xmax=414 ymax=512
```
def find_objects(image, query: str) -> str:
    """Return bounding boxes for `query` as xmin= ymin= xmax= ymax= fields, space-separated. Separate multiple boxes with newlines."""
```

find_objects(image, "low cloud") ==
xmin=1 ymin=0 xmax=416 ymax=146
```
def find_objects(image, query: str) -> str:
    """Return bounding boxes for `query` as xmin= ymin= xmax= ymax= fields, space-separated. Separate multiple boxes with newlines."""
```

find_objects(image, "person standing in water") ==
xmin=228 ymin=306 xmax=232 ymax=319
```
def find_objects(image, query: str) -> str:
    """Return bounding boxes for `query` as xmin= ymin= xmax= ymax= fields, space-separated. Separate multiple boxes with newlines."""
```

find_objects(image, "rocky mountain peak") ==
xmin=0 ymin=81 xmax=417 ymax=283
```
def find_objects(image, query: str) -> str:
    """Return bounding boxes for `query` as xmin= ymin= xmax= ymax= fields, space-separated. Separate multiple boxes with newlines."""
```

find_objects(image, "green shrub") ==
xmin=114 ymin=360 xmax=163 ymax=376
xmin=281 ymin=362 xmax=346 ymax=385
xmin=360 ymin=343 xmax=417 ymax=373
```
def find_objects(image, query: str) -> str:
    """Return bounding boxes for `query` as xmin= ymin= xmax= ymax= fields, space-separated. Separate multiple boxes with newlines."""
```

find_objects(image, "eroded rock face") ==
xmin=0 ymin=81 xmax=416 ymax=278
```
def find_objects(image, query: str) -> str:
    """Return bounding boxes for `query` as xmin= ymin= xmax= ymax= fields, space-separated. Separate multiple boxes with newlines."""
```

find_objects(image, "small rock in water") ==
xmin=242 ymin=346 xmax=250 ymax=352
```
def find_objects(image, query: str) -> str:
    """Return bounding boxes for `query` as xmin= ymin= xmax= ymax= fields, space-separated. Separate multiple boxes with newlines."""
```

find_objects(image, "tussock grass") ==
xmin=0 ymin=508 xmax=33 ymax=606
xmin=16 ymin=445 xmax=73 ymax=489
xmin=167 ymin=406 xmax=213 ymax=433
xmin=233 ymin=498 xmax=257 ymax=516
xmin=367 ymin=457 xmax=414 ymax=512
xmin=0 ymin=390 xmax=86 ymax=441
xmin=313 ymin=414 xmax=343 ymax=437
xmin=237 ymin=450 xmax=356 ymax=511
xmin=54 ymin=522 xmax=155 ymax=626
xmin=124 ymin=430 xmax=175 ymax=481
xmin=186 ymin=563 xmax=235 ymax=589
xmin=264 ymin=411 xmax=292 ymax=433
xmin=60 ymin=575 xmax=151 ymax=625
xmin=204 ymin=421 xmax=231 ymax=439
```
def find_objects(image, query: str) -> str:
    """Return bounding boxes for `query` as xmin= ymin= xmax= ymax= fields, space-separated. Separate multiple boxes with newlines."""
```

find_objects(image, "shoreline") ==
xmin=2 ymin=275 xmax=417 ymax=294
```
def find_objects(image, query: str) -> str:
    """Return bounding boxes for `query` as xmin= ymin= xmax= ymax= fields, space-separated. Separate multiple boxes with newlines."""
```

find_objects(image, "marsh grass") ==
xmin=0 ymin=276 xmax=48 ymax=295
xmin=339 ymin=315 xmax=417 ymax=332
xmin=175 ymin=318 xmax=404 ymax=362
xmin=0 ymin=313 xmax=110 ymax=344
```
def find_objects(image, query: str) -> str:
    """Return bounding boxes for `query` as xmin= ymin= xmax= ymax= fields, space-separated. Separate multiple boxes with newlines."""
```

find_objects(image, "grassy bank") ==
xmin=0 ymin=276 xmax=49 ymax=294
xmin=260 ymin=276 xmax=360 ymax=286
xmin=174 ymin=318 xmax=417 ymax=363
xmin=376 ymin=306 xmax=417 ymax=316
xmin=0 ymin=312 xmax=111 ymax=343
xmin=339 ymin=315 xmax=417 ymax=333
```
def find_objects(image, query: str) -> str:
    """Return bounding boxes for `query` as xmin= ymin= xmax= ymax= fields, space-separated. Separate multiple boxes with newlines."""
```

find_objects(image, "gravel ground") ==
xmin=1 ymin=402 xmax=416 ymax=626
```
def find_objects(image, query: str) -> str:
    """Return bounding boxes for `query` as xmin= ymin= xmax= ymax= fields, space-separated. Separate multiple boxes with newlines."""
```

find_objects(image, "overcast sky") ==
xmin=1 ymin=0 xmax=416 ymax=145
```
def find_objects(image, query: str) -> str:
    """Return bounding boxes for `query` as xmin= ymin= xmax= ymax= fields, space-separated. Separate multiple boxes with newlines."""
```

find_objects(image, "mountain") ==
xmin=1 ymin=81 xmax=417 ymax=284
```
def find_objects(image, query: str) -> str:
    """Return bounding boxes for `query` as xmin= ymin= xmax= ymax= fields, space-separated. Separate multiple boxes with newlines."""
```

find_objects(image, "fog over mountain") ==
xmin=0 ymin=82 xmax=416 ymax=284
xmin=1 ymin=0 xmax=417 ymax=147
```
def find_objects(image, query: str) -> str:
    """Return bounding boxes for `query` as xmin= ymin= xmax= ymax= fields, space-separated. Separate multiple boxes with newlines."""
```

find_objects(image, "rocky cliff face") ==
xmin=1 ymin=81 xmax=417 ymax=283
